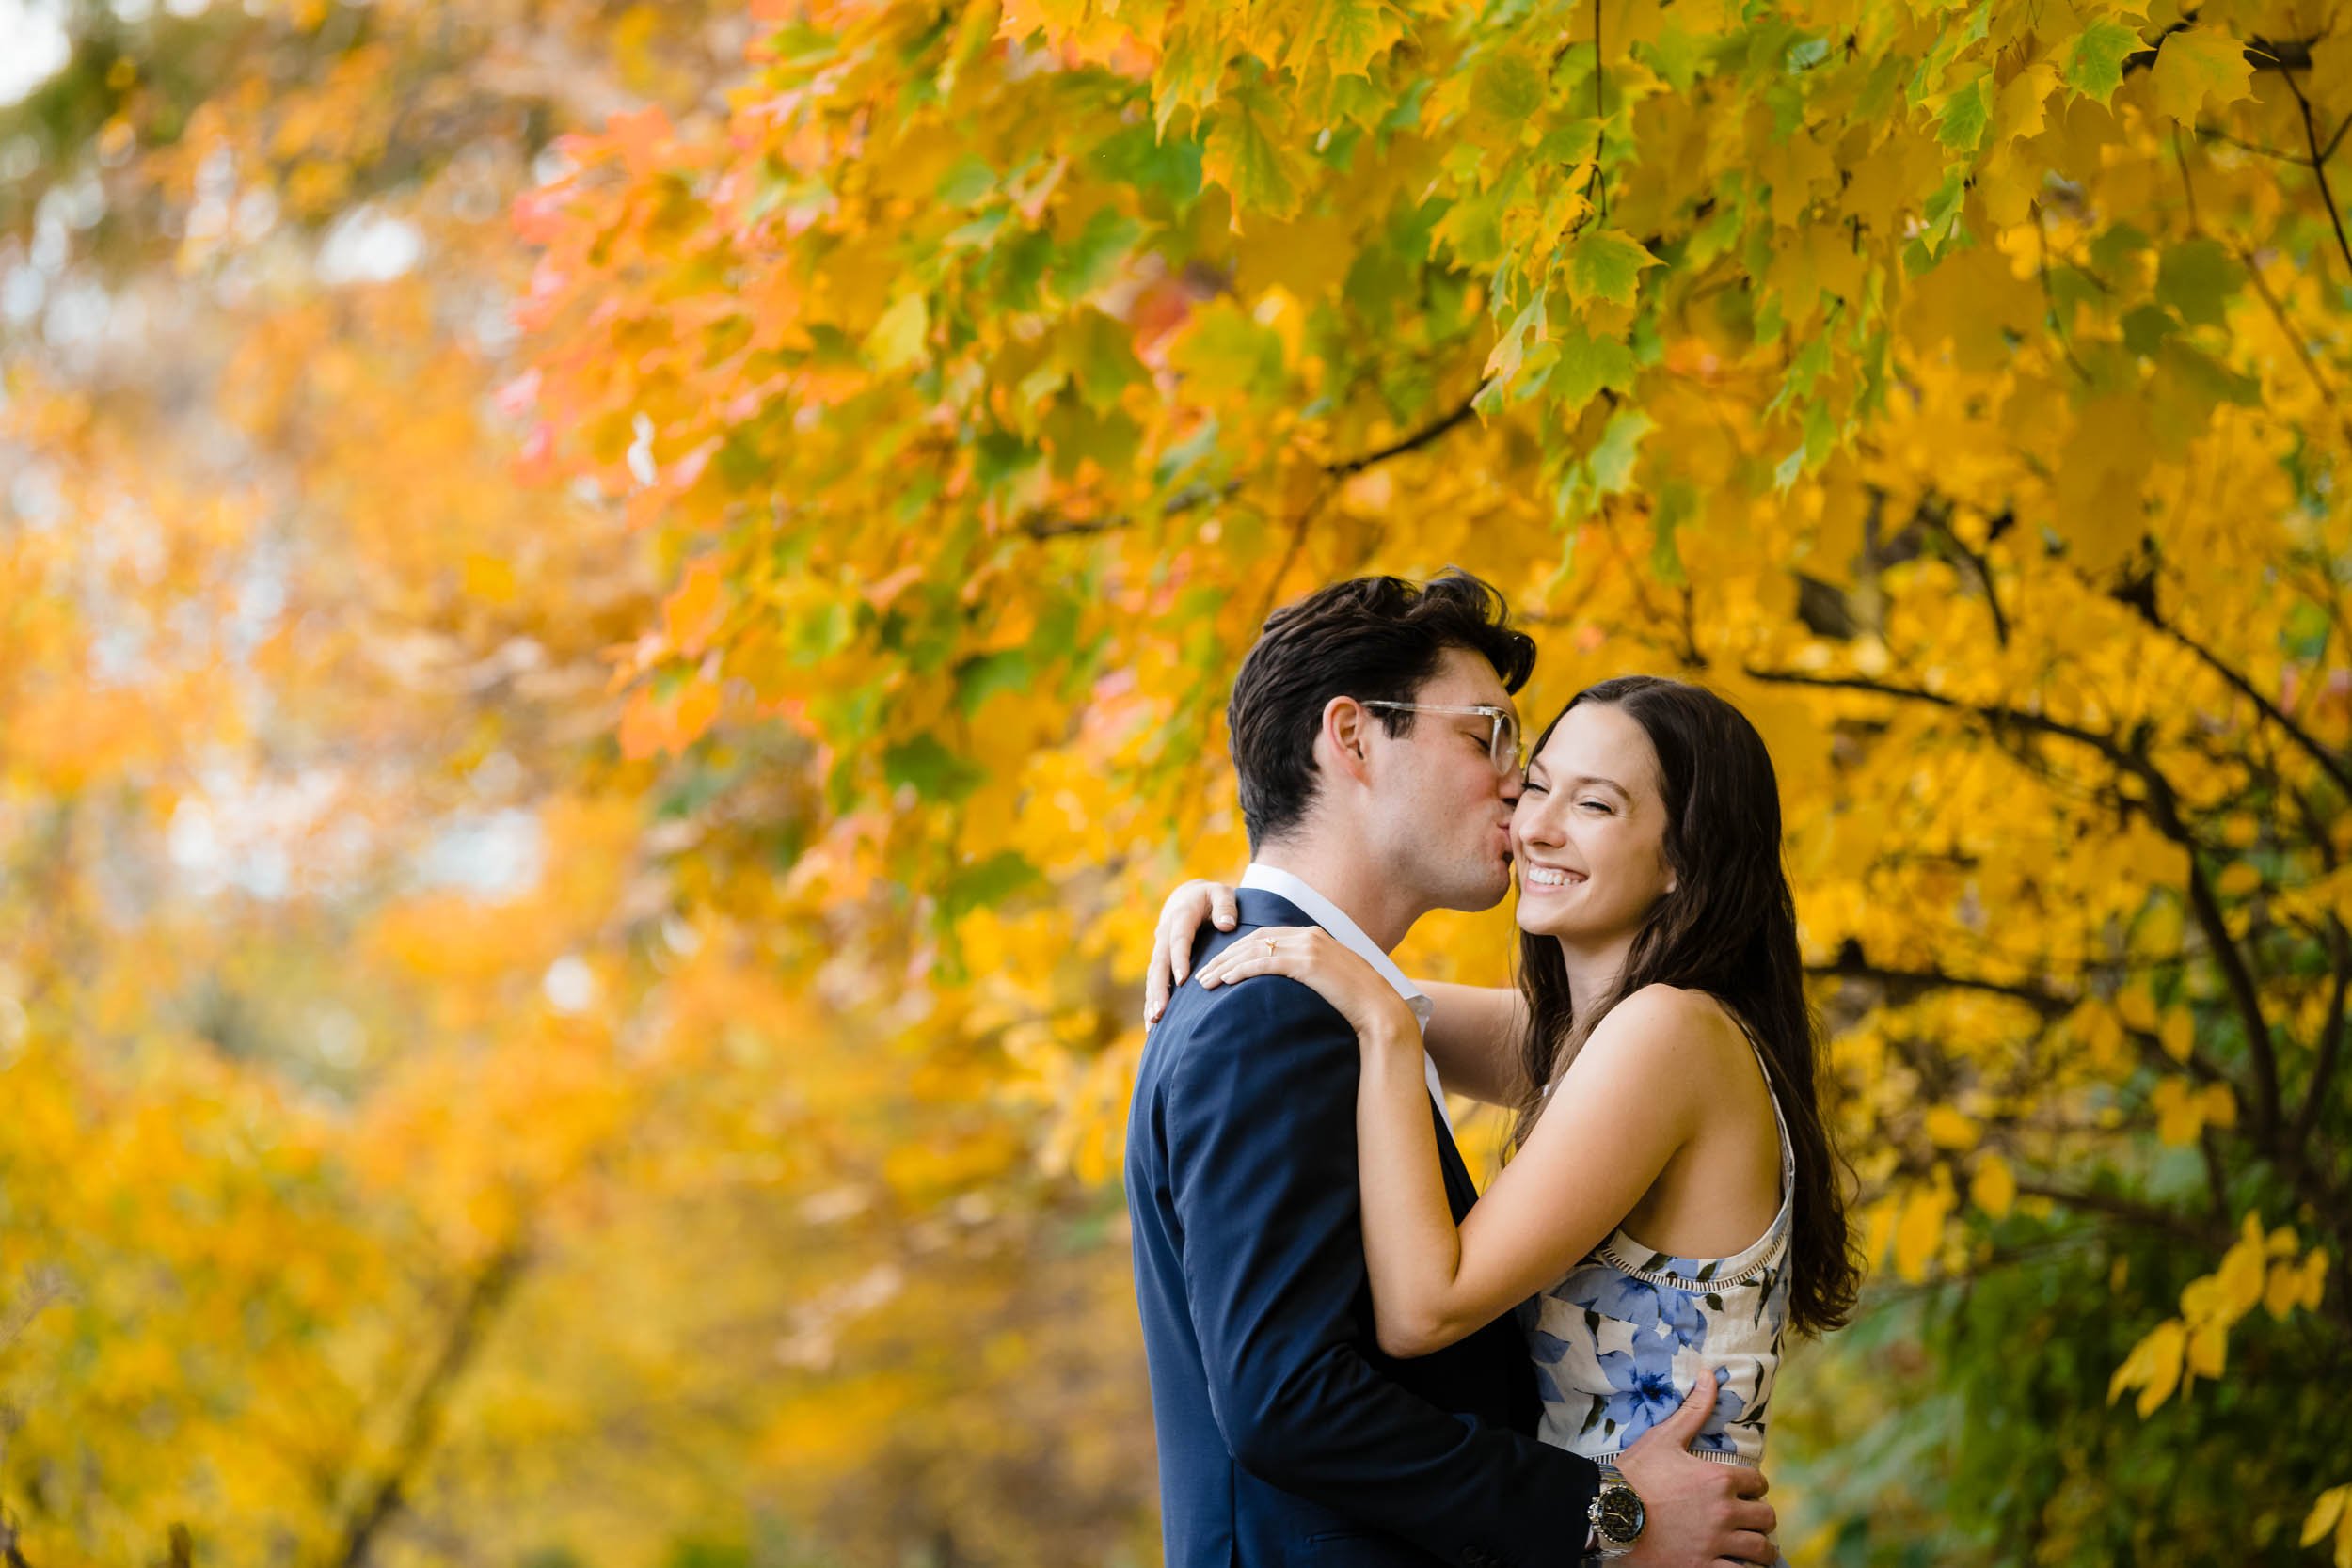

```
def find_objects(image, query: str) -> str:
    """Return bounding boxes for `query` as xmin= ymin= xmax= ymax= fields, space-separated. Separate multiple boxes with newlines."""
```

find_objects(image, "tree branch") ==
xmin=1919 ymin=499 xmax=2010 ymax=646
xmin=2192 ymin=117 xmax=2350 ymax=166
xmin=2133 ymin=763 xmax=2283 ymax=1137
xmin=2222 ymin=237 xmax=2352 ymax=444
xmin=2111 ymin=578 xmax=2352 ymax=802
xmin=330 ymin=1245 xmax=528 ymax=1568
xmin=1021 ymin=390 xmax=1484 ymax=541
xmin=1739 ymin=666 xmax=2125 ymax=759
xmin=1807 ymin=953 xmax=2230 ymax=1086
xmin=2271 ymin=52 xmax=2352 ymax=281
xmin=2296 ymin=916 xmax=2349 ymax=1148
xmin=1323 ymin=393 xmax=1482 ymax=477
xmin=0 ymin=1510 xmax=30 ymax=1568
xmin=1751 ymin=665 xmax=2279 ymax=1122
xmin=2011 ymin=1180 xmax=2224 ymax=1247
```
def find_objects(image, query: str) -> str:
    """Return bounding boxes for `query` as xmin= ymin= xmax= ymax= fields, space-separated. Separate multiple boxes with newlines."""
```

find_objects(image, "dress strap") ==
xmin=1748 ymin=1037 xmax=1797 ymax=1202
xmin=1717 ymin=1001 xmax=1795 ymax=1207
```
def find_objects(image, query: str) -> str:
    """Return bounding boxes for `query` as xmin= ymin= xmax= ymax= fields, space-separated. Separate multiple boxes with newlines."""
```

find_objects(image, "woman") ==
xmin=1146 ymin=675 xmax=1858 ymax=1540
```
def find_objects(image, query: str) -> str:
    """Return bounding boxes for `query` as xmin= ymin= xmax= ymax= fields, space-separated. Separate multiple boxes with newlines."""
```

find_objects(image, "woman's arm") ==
xmin=1415 ymin=979 xmax=1530 ymax=1105
xmin=1356 ymin=985 xmax=1712 ymax=1357
xmin=1194 ymin=931 xmax=1715 ymax=1360
xmin=1142 ymin=881 xmax=1529 ymax=1106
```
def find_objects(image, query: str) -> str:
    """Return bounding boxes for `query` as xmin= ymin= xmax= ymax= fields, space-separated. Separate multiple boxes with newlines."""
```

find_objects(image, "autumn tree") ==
xmin=512 ymin=0 xmax=2351 ymax=1560
xmin=4 ymin=4 xmax=1152 ymax=1566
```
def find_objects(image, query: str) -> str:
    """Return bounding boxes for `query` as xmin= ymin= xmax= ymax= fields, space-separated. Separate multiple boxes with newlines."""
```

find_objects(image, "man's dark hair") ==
xmin=1226 ymin=569 xmax=1536 ymax=850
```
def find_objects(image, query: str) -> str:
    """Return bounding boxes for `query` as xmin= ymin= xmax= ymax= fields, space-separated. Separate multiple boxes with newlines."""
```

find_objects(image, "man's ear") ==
xmin=1321 ymin=695 xmax=1375 ymax=786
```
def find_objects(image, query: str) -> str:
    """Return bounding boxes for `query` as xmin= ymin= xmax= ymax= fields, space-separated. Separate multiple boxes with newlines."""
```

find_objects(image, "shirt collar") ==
xmin=1239 ymin=863 xmax=1435 ymax=1032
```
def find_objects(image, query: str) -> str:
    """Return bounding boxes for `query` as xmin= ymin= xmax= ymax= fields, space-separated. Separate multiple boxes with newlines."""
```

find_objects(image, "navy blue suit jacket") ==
xmin=1126 ymin=890 xmax=1597 ymax=1568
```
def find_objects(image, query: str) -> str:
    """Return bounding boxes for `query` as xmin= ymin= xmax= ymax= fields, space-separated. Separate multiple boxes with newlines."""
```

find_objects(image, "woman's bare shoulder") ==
xmin=1586 ymin=983 xmax=1750 ymax=1064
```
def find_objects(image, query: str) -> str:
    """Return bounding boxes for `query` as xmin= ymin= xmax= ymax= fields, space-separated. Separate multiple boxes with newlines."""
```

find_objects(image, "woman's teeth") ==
xmin=1523 ymin=866 xmax=1583 ymax=887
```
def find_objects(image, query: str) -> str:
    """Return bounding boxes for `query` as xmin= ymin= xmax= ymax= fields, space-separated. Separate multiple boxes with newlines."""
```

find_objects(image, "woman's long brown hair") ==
xmin=1513 ymin=675 xmax=1861 ymax=1336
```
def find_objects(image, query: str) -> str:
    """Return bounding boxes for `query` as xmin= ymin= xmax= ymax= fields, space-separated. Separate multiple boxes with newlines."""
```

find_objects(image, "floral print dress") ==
xmin=1515 ymin=1038 xmax=1795 ymax=1471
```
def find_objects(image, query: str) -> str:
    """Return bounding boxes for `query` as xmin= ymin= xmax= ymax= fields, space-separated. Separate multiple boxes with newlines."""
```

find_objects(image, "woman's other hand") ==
xmin=1144 ymin=879 xmax=1239 ymax=1027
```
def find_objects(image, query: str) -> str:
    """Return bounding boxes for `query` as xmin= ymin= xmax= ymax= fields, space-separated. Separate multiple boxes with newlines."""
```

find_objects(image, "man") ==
xmin=1125 ymin=571 xmax=1775 ymax=1567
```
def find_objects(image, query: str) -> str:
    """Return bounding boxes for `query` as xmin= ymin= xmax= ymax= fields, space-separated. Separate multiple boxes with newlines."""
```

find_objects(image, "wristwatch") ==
xmin=1587 ymin=1464 xmax=1645 ymax=1561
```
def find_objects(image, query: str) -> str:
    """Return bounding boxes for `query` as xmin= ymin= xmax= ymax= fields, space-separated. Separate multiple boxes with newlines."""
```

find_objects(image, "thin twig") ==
xmin=2223 ymin=238 xmax=2352 ymax=444
xmin=2033 ymin=206 xmax=2093 ymax=385
xmin=329 ymin=1246 xmax=528 ymax=1568
xmin=2113 ymin=581 xmax=2352 ymax=800
xmin=2297 ymin=917 xmax=2349 ymax=1148
xmin=2011 ymin=1180 xmax=2223 ymax=1246
xmin=1920 ymin=499 xmax=2011 ymax=646
xmin=2269 ymin=52 xmax=2352 ymax=280
xmin=1021 ymin=388 xmax=1483 ymax=541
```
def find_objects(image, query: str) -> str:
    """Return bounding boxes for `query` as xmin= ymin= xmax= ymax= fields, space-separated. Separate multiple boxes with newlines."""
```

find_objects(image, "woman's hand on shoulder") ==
xmin=1144 ymin=879 xmax=1239 ymax=1027
xmin=1191 ymin=926 xmax=1421 ymax=1046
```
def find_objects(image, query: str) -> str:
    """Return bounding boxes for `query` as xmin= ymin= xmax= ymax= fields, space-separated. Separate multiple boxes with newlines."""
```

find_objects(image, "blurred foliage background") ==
xmin=1 ymin=0 xmax=2346 ymax=1564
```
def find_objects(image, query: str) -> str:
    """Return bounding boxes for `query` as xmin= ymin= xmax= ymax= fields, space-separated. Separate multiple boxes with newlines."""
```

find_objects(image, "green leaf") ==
xmin=2160 ymin=339 xmax=2261 ymax=407
xmin=1168 ymin=299 xmax=1287 ymax=399
xmin=1651 ymin=479 xmax=1696 ymax=583
xmin=1054 ymin=208 xmax=1143 ymax=302
xmin=944 ymin=851 xmax=1044 ymax=919
xmin=1092 ymin=122 xmax=1203 ymax=200
xmin=1154 ymin=12 xmax=1230 ymax=135
xmin=2065 ymin=21 xmax=2143 ymax=105
xmin=2121 ymin=303 xmax=2179 ymax=356
xmin=1470 ymin=49 xmax=1548 ymax=129
xmin=1568 ymin=230 xmax=1662 ymax=307
xmin=1936 ymin=71 xmax=1994 ymax=155
xmin=935 ymin=154 xmax=996 ymax=208
xmin=1589 ymin=407 xmax=1654 ymax=494
xmin=866 ymin=293 xmax=930 ymax=371
xmin=2150 ymin=26 xmax=2253 ymax=123
xmin=2156 ymin=239 xmax=2238 ymax=327
xmin=1202 ymin=84 xmax=1311 ymax=219
xmin=954 ymin=650 xmax=1032 ymax=716
xmin=1291 ymin=0 xmax=1405 ymax=79
xmin=1484 ymin=295 xmax=1548 ymax=385
xmin=883 ymin=736 xmax=983 ymax=801
xmin=2089 ymin=222 xmax=2152 ymax=277
xmin=1062 ymin=309 xmax=1146 ymax=413
xmin=1644 ymin=23 xmax=1708 ymax=94
xmin=1551 ymin=326 xmax=1638 ymax=413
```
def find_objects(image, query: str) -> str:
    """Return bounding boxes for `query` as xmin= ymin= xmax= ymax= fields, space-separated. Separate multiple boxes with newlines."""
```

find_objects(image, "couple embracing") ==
xmin=1124 ymin=570 xmax=1861 ymax=1568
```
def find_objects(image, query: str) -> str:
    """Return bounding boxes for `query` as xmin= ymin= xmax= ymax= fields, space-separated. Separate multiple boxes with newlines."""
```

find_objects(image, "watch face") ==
xmin=1596 ymin=1486 xmax=1645 ymax=1544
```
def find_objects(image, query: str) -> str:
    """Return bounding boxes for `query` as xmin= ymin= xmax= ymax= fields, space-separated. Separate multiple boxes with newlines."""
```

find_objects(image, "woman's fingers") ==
xmin=1147 ymin=882 xmax=1235 ymax=1026
xmin=1169 ymin=882 xmax=1231 ymax=988
xmin=1144 ymin=921 xmax=1173 ymax=1025
xmin=1193 ymin=927 xmax=1320 ymax=989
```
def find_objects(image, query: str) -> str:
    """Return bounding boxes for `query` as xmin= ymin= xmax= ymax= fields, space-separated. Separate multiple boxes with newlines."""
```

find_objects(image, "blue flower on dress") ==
xmin=1555 ymin=1268 xmax=1708 ymax=1346
xmin=1589 ymin=1347 xmax=1685 ymax=1436
xmin=1692 ymin=1377 xmax=1746 ymax=1454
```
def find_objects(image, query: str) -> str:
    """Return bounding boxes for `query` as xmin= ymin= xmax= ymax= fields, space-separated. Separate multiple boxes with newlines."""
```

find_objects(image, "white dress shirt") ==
xmin=1238 ymin=863 xmax=1454 ymax=1134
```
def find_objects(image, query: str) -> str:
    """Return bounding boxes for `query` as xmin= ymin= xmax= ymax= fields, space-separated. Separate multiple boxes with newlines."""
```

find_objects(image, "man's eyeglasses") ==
xmin=1359 ymin=701 xmax=1524 ymax=777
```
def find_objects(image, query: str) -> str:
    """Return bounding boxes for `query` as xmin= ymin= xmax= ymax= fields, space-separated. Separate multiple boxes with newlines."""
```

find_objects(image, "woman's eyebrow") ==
xmin=1562 ymin=774 xmax=1629 ymax=796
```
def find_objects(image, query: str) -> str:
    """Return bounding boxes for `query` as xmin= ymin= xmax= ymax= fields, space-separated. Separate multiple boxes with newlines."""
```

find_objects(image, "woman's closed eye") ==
xmin=1579 ymin=799 xmax=1614 ymax=814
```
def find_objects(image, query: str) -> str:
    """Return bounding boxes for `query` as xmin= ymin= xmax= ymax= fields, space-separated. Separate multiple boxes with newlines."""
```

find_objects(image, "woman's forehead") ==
xmin=1535 ymin=703 xmax=1658 ymax=784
